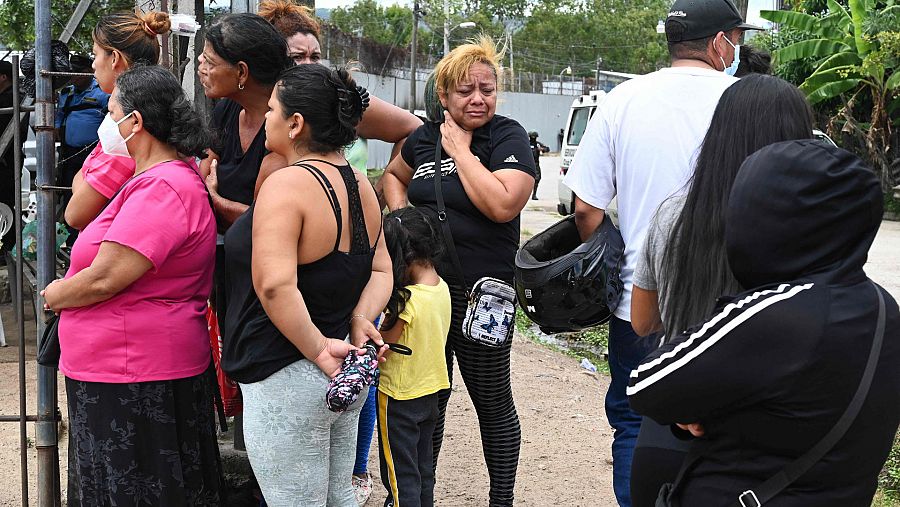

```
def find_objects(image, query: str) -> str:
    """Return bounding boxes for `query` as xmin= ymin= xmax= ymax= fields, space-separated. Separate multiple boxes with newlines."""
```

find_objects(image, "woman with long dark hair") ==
xmin=628 ymin=74 xmax=815 ymax=506
xmin=629 ymin=139 xmax=900 ymax=507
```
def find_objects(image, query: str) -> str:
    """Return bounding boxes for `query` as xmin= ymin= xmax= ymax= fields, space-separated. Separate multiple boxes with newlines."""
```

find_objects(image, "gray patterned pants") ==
xmin=241 ymin=359 xmax=366 ymax=507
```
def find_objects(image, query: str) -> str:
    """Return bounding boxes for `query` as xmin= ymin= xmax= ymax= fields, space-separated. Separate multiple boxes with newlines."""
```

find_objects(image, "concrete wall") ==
xmin=353 ymin=70 xmax=574 ymax=170
xmin=496 ymin=92 xmax=573 ymax=153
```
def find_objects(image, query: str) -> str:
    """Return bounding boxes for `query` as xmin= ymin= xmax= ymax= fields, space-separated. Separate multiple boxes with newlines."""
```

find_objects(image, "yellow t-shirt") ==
xmin=378 ymin=279 xmax=452 ymax=400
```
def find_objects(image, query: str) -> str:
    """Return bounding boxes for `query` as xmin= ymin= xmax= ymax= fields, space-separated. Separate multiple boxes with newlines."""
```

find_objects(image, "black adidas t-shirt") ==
xmin=401 ymin=115 xmax=535 ymax=287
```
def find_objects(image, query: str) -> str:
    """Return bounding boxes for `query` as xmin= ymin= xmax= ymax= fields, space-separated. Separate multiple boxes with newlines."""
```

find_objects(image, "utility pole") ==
xmin=507 ymin=29 xmax=514 ymax=92
xmin=443 ymin=0 xmax=450 ymax=56
xmin=409 ymin=0 xmax=420 ymax=113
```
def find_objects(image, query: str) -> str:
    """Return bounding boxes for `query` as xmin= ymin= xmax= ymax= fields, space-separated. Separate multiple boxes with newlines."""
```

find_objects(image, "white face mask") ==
xmin=719 ymin=36 xmax=741 ymax=77
xmin=98 ymin=111 xmax=135 ymax=158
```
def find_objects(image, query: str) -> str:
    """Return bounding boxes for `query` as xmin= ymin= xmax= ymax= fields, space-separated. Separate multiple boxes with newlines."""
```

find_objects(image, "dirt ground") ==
xmin=0 ymin=291 xmax=619 ymax=506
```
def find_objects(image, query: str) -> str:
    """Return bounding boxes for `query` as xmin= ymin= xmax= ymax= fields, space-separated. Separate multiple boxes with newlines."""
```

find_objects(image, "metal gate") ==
xmin=0 ymin=0 xmax=71 ymax=499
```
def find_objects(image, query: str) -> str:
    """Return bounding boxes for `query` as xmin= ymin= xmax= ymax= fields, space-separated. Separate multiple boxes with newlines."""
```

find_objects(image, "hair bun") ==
xmin=141 ymin=11 xmax=171 ymax=37
xmin=330 ymin=68 xmax=364 ymax=127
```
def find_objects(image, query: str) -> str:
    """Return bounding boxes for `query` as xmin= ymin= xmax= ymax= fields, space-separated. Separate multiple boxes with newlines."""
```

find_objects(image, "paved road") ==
xmin=520 ymin=154 xmax=900 ymax=300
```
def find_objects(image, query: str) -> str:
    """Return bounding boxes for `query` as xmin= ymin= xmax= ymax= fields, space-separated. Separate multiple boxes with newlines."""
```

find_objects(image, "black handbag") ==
xmin=656 ymin=282 xmax=887 ymax=507
xmin=37 ymin=314 xmax=60 ymax=368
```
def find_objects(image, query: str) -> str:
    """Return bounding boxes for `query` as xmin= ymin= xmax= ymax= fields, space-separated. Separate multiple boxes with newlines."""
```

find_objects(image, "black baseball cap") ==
xmin=665 ymin=0 xmax=764 ymax=42
xmin=69 ymin=54 xmax=94 ymax=73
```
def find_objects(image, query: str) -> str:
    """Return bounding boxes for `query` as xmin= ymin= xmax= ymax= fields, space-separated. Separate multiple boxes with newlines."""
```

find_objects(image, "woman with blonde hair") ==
xmin=64 ymin=10 xmax=171 ymax=231
xmin=382 ymin=36 xmax=535 ymax=506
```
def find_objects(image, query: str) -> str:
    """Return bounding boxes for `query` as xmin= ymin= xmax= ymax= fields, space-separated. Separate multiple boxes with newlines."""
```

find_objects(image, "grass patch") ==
xmin=885 ymin=193 xmax=900 ymax=216
xmin=877 ymin=431 xmax=900 ymax=505
xmin=367 ymin=168 xmax=385 ymax=188
xmin=515 ymin=307 xmax=610 ymax=375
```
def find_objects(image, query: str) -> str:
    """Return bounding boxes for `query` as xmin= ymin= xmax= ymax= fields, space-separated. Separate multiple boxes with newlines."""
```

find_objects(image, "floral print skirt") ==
xmin=65 ymin=366 xmax=225 ymax=507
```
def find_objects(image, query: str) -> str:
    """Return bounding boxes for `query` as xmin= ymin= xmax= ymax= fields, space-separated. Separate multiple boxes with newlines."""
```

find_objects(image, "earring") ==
xmin=238 ymin=81 xmax=245 ymax=90
xmin=288 ymin=132 xmax=293 ymax=139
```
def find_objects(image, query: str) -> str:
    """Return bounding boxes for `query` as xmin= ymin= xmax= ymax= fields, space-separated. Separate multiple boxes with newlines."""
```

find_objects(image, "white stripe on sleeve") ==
xmin=626 ymin=283 xmax=813 ymax=396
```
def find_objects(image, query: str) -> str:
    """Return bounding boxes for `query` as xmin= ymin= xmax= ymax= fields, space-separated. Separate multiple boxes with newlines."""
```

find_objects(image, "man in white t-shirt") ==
xmin=562 ymin=0 xmax=760 ymax=504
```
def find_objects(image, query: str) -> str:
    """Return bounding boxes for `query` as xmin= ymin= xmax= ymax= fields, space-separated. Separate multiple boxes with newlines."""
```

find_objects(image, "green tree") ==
xmin=760 ymin=0 xmax=900 ymax=191
xmin=331 ymin=0 xmax=414 ymax=47
xmin=512 ymin=0 xmax=668 ymax=76
xmin=0 ymin=0 xmax=134 ymax=52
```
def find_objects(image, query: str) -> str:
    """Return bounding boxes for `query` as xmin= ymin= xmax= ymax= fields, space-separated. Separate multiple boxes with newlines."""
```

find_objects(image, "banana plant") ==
xmin=760 ymin=0 xmax=899 ymax=104
xmin=761 ymin=0 xmax=899 ymax=191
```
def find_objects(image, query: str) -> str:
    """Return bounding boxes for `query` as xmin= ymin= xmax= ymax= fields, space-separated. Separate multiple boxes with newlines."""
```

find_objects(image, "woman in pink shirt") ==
xmin=42 ymin=65 xmax=222 ymax=506
xmin=64 ymin=10 xmax=171 ymax=231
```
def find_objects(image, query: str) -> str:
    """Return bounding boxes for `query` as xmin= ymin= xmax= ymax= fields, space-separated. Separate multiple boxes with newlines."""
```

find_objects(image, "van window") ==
xmin=567 ymin=107 xmax=593 ymax=146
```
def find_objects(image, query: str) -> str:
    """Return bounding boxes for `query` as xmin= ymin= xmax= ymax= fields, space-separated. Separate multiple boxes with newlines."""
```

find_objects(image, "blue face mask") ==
xmin=720 ymin=36 xmax=741 ymax=76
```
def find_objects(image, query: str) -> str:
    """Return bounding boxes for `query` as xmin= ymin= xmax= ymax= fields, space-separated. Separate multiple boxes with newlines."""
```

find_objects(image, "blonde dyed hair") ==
xmin=434 ymin=35 xmax=504 ymax=95
xmin=258 ymin=0 xmax=320 ymax=39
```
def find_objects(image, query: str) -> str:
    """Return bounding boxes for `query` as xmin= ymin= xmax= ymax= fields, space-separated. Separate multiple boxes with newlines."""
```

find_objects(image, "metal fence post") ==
xmin=10 ymin=54 xmax=30 ymax=507
xmin=34 ymin=0 xmax=62 ymax=501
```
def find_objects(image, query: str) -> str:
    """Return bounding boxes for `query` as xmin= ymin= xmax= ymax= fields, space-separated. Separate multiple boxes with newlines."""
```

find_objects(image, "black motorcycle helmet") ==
xmin=515 ymin=214 xmax=624 ymax=334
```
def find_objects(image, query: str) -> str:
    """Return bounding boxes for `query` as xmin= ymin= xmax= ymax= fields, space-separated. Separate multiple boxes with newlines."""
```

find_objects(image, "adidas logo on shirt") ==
xmin=503 ymin=155 xmax=519 ymax=163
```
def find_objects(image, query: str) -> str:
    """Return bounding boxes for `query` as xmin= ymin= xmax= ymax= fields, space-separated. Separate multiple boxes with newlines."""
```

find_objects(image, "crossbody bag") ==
xmin=432 ymin=132 xmax=517 ymax=348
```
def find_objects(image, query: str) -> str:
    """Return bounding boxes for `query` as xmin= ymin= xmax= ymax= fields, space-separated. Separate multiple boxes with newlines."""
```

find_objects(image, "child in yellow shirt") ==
xmin=378 ymin=207 xmax=451 ymax=507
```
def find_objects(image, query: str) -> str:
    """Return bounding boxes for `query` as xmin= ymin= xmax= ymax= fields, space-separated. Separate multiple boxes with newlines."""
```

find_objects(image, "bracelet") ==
xmin=350 ymin=314 xmax=367 ymax=324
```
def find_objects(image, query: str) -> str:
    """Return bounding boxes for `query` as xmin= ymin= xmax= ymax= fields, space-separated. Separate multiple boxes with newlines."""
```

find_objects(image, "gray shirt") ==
xmin=632 ymin=194 xmax=685 ymax=325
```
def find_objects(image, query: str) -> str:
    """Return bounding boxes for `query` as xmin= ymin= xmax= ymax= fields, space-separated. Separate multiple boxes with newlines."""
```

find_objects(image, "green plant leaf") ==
xmin=806 ymin=78 xmax=861 ymax=104
xmin=800 ymin=66 xmax=860 ymax=93
xmin=888 ymin=96 xmax=900 ymax=119
xmin=814 ymin=51 xmax=861 ymax=73
xmin=759 ymin=10 xmax=840 ymax=37
xmin=848 ymin=0 xmax=873 ymax=55
xmin=776 ymin=39 xmax=853 ymax=63
xmin=826 ymin=0 xmax=852 ymax=24
xmin=819 ymin=13 xmax=852 ymax=34
xmin=886 ymin=71 xmax=900 ymax=89
xmin=864 ymin=63 xmax=885 ymax=85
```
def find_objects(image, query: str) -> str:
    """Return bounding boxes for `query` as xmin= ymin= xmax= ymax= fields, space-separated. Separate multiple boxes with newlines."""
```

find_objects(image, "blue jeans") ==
xmin=354 ymin=386 xmax=378 ymax=475
xmin=606 ymin=316 xmax=656 ymax=507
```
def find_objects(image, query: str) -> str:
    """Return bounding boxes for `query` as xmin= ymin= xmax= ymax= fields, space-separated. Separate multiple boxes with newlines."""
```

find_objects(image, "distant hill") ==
xmin=316 ymin=8 xmax=331 ymax=20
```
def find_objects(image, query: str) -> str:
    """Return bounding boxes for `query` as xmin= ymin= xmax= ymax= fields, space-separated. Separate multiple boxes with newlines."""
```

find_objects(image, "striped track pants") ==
xmin=432 ymin=283 xmax=521 ymax=507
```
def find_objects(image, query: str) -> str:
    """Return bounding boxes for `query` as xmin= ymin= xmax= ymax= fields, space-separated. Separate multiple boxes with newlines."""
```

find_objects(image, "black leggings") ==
xmin=432 ymin=283 xmax=521 ymax=507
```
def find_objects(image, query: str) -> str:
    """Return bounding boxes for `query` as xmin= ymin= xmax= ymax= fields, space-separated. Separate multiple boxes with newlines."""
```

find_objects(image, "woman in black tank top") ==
xmin=221 ymin=64 xmax=391 ymax=505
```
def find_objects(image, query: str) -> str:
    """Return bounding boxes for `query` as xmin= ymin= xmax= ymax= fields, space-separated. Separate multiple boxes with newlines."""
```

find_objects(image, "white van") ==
xmin=557 ymin=71 xmax=639 ymax=216
xmin=556 ymin=90 xmax=605 ymax=216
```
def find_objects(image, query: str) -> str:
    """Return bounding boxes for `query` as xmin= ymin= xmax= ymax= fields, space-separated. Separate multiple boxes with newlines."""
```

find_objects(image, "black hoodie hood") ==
xmin=725 ymin=140 xmax=883 ymax=288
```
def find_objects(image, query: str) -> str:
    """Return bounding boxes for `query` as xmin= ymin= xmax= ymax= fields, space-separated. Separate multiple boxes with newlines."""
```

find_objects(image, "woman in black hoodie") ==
xmin=628 ymin=139 xmax=900 ymax=506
